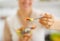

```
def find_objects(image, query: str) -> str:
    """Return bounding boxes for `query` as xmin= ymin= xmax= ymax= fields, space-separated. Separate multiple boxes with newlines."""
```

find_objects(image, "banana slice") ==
xmin=29 ymin=18 xmax=34 ymax=21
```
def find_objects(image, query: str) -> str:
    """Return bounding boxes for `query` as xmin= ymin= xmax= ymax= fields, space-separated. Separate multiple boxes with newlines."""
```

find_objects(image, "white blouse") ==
xmin=6 ymin=9 xmax=47 ymax=41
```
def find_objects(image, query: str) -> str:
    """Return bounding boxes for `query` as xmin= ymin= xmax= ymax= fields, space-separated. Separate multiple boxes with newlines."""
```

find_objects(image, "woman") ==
xmin=3 ymin=0 xmax=54 ymax=41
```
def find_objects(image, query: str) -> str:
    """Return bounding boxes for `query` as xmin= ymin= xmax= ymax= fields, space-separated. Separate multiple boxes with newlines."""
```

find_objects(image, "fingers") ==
xmin=39 ymin=13 xmax=54 ymax=29
xmin=20 ymin=33 xmax=32 ymax=41
xmin=40 ymin=13 xmax=54 ymax=22
xmin=23 ymin=37 xmax=28 ymax=41
xmin=39 ymin=18 xmax=54 ymax=26
xmin=23 ymin=36 xmax=31 ymax=41
xmin=40 ymin=18 xmax=54 ymax=23
xmin=41 ymin=13 xmax=53 ymax=19
xmin=23 ymin=33 xmax=32 ymax=38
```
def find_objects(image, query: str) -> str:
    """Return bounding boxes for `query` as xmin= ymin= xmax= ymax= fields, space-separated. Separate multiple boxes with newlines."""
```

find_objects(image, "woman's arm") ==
xmin=3 ymin=20 xmax=12 ymax=41
xmin=50 ymin=20 xmax=60 ymax=31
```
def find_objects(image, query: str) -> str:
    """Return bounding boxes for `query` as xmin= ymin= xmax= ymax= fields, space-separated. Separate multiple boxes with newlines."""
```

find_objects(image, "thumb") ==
xmin=23 ymin=37 xmax=30 ymax=41
xmin=23 ymin=34 xmax=32 ymax=41
xmin=24 ymin=37 xmax=28 ymax=41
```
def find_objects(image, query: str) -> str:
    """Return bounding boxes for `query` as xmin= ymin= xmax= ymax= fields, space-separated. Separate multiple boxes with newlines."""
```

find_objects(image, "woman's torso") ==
xmin=6 ymin=9 xmax=46 ymax=41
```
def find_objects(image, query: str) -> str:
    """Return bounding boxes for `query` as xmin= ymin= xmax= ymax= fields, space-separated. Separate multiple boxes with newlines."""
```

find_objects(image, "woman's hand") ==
xmin=19 ymin=33 xmax=32 ymax=41
xmin=39 ymin=13 xmax=54 ymax=29
xmin=18 ymin=26 xmax=36 ymax=41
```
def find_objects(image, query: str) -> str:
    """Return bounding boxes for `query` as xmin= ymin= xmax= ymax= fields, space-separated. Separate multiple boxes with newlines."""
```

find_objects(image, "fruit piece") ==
xmin=24 ymin=28 xmax=31 ymax=33
xmin=29 ymin=18 xmax=33 ymax=21
xmin=16 ymin=30 xmax=22 ymax=36
xmin=31 ymin=25 xmax=36 ymax=29
xmin=25 ymin=17 xmax=33 ymax=21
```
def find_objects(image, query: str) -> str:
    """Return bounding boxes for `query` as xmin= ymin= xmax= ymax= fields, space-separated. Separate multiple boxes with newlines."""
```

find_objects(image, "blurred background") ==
xmin=0 ymin=0 xmax=60 ymax=41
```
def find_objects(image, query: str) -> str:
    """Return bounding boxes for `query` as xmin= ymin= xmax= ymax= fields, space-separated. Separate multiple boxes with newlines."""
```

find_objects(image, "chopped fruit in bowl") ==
xmin=16 ymin=26 xmax=36 ymax=38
